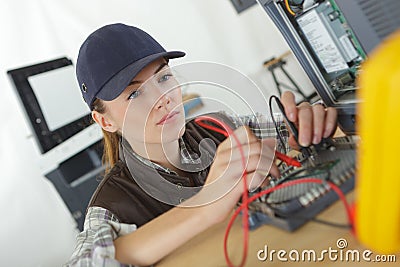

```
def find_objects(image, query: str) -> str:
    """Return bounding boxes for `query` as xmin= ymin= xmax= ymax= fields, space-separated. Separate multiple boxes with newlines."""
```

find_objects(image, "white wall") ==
xmin=0 ymin=0 xmax=315 ymax=266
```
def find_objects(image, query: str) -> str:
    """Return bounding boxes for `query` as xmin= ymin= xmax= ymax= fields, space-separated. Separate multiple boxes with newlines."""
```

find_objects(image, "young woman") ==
xmin=65 ymin=23 xmax=337 ymax=266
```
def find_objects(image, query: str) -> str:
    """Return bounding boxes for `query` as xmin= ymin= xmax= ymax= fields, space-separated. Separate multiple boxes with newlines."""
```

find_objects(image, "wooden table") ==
xmin=157 ymin=192 xmax=399 ymax=266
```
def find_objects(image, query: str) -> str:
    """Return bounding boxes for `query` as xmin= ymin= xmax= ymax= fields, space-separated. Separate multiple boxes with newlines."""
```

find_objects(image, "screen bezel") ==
xmin=7 ymin=57 xmax=92 ymax=154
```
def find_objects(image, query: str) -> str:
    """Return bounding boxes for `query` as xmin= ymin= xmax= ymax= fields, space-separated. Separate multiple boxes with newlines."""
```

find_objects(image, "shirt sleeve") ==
xmin=64 ymin=206 xmax=137 ymax=267
xmin=223 ymin=111 xmax=290 ymax=153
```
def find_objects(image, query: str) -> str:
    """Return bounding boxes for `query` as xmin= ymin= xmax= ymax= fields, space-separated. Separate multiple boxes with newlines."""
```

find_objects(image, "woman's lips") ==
xmin=157 ymin=111 xmax=180 ymax=125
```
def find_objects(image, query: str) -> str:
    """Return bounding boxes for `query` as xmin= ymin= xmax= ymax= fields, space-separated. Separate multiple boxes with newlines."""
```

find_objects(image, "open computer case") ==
xmin=258 ymin=0 xmax=400 ymax=134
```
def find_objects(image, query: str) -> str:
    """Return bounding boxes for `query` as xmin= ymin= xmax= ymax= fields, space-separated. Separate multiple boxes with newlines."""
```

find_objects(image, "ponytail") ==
xmin=92 ymin=98 xmax=120 ymax=174
xmin=101 ymin=129 xmax=120 ymax=173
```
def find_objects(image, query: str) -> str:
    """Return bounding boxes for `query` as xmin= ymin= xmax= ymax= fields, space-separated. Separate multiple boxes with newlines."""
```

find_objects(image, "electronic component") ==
xmin=247 ymin=135 xmax=358 ymax=231
xmin=295 ymin=0 xmax=364 ymax=98
xmin=257 ymin=0 xmax=400 ymax=134
xmin=195 ymin=114 xmax=356 ymax=266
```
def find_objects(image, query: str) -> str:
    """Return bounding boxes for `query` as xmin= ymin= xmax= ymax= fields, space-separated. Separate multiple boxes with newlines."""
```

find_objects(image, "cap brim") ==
xmin=96 ymin=50 xmax=185 ymax=102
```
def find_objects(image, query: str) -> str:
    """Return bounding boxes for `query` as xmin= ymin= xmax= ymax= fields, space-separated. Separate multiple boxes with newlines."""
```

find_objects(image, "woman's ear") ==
xmin=91 ymin=110 xmax=119 ymax=133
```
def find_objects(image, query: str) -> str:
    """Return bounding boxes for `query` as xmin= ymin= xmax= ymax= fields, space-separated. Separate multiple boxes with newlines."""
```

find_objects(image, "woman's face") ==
xmin=97 ymin=58 xmax=186 ymax=144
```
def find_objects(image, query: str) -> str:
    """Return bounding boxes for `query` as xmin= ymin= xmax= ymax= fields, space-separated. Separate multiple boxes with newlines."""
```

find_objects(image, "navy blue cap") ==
xmin=76 ymin=23 xmax=185 ymax=109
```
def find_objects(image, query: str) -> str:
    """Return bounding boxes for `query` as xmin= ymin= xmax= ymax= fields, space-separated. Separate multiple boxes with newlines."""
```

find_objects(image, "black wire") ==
xmin=274 ymin=166 xmax=308 ymax=186
xmin=272 ymin=210 xmax=352 ymax=229
xmin=310 ymin=217 xmax=351 ymax=229
xmin=262 ymin=160 xmax=337 ymax=204
xmin=269 ymin=95 xmax=289 ymax=154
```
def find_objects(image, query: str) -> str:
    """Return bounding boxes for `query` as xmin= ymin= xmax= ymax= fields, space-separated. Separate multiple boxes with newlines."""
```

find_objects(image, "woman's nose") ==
xmin=155 ymin=93 xmax=171 ymax=110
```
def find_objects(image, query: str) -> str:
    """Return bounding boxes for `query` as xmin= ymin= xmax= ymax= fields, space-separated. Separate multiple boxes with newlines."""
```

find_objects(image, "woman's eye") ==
xmin=158 ymin=74 xmax=172 ymax=83
xmin=128 ymin=90 xmax=142 ymax=100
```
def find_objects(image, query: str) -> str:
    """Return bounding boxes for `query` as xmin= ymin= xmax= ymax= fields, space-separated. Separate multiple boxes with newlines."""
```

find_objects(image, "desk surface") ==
xmin=157 ymin=192 xmax=399 ymax=266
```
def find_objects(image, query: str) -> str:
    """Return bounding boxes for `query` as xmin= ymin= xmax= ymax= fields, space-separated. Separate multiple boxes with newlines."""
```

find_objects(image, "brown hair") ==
xmin=92 ymin=98 xmax=120 ymax=173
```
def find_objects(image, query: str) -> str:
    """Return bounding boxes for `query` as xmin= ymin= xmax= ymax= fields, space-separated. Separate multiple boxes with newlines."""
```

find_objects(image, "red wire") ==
xmin=194 ymin=116 xmax=353 ymax=267
xmin=224 ymin=178 xmax=353 ymax=266
xmin=195 ymin=116 xmax=249 ymax=267
xmin=194 ymin=118 xmax=230 ymax=137
xmin=275 ymin=150 xmax=302 ymax=167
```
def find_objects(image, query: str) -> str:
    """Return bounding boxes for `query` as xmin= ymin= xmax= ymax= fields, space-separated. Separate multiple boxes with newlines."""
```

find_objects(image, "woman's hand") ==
xmin=113 ymin=127 xmax=279 ymax=266
xmin=280 ymin=91 xmax=337 ymax=148
xmin=194 ymin=126 xmax=278 ymax=224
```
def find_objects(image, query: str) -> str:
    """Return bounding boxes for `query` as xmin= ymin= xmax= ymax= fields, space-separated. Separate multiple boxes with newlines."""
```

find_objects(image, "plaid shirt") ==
xmin=64 ymin=112 xmax=288 ymax=267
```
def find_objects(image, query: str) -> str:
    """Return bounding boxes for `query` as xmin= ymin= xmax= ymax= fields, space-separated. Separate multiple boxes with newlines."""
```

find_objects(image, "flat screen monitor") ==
xmin=7 ymin=57 xmax=92 ymax=154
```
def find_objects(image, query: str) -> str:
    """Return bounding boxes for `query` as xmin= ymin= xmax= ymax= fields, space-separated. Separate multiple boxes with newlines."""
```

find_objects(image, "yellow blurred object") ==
xmin=356 ymin=30 xmax=400 ymax=253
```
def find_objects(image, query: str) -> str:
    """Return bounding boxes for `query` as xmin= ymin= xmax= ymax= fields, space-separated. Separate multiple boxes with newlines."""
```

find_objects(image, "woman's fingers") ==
xmin=217 ymin=142 xmax=276 ymax=174
xmin=280 ymin=91 xmax=338 ymax=147
xmin=311 ymin=103 xmax=325 ymax=144
xmin=217 ymin=126 xmax=257 ymax=152
xmin=297 ymin=102 xmax=313 ymax=147
xmin=242 ymin=138 xmax=279 ymax=191
xmin=323 ymin=107 xmax=337 ymax=138
xmin=212 ymin=129 xmax=280 ymax=191
xmin=247 ymin=162 xmax=280 ymax=191
xmin=280 ymin=91 xmax=298 ymax=122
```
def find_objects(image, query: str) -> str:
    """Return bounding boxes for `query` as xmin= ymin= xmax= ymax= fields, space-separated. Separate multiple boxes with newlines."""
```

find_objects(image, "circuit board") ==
xmin=248 ymin=135 xmax=358 ymax=231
